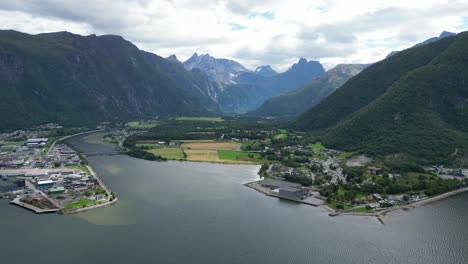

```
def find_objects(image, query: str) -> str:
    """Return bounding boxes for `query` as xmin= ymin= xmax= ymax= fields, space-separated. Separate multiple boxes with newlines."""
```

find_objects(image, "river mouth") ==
xmin=0 ymin=132 xmax=467 ymax=264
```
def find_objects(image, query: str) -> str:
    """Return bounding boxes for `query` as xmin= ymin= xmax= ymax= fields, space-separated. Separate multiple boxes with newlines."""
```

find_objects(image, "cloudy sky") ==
xmin=1 ymin=0 xmax=467 ymax=71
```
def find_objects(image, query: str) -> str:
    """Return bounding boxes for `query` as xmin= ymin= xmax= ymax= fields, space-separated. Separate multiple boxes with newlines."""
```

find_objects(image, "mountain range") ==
xmin=0 ymin=29 xmax=329 ymax=131
xmin=0 ymin=30 xmax=219 ymax=131
xmin=296 ymin=31 xmax=468 ymax=163
xmin=1 ymin=27 xmax=466 ymax=165
xmin=183 ymin=54 xmax=325 ymax=113
xmin=250 ymin=64 xmax=368 ymax=117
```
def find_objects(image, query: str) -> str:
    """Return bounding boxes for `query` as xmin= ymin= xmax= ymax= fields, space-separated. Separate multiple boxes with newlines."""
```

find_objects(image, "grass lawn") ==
xmin=241 ymin=142 xmax=250 ymax=149
xmin=312 ymin=153 xmax=329 ymax=160
xmin=175 ymin=117 xmax=223 ymax=122
xmin=65 ymin=165 xmax=90 ymax=175
xmin=127 ymin=121 xmax=159 ymax=128
xmin=136 ymin=143 xmax=164 ymax=149
xmin=355 ymin=193 xmax=368 ymax=199
xmin=328 ymin=200 xmax=352 ymax=210
xmin=309 ymin=142 xmax=325 ymax=151
xmin=273 ymin=134 xmax=287 ymax=139
xmin=394 ymin=172 xmax=437 ymax=189
xmin=1 ymin=141 xmax=23 ymax=145
xmin=336 ymin=152 xmax=353 ymax=160
xmin=1 ymin=149 xmax=14 ymax=153
xmin=338 ymin=186 xmax=346 ymax=196
xmin=351 ymin=207 xmax=374 ymax=213
xmin=146 ymin=148 xmax=185 ymax=160
xmin=64 ymin=199 xmax=97 ymax=210
xmin=336 ymin=187 xmax=368 ymax=200
xmin=273 ymin=129 xmax=288 ymax=140
xmin=217 ymin=150 xmax=261 ymax=161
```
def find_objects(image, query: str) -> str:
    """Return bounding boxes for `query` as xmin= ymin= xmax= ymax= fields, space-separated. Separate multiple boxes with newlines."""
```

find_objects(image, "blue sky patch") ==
xmin=231 ymin=23 xmax=247 ymax=31
xmin=459 ymin=16 xmax=468 ymax=31
xmin=248 ymin=11 xmax=275 ymax=20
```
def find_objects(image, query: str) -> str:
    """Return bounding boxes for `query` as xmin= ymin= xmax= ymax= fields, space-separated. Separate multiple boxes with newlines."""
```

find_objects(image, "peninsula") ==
xmin=0 ymin=126 xmax=116 ymax=214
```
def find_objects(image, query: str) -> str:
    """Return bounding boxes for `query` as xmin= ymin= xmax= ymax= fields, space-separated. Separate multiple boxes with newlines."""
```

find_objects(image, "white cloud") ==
xmin=0 ymin=0 xmax=467 ymax=71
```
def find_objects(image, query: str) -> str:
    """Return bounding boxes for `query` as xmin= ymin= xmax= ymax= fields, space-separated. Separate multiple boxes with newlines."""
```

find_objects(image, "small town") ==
xmin=0 ymin=124 xmax=116 ymax=214
xmin=246 ymin=139 xmax=468 ymax=217
xmin=2 ymin=120 xmax=467 ymax=219
xmin=120 ymin=119 xmax=468 ymax=219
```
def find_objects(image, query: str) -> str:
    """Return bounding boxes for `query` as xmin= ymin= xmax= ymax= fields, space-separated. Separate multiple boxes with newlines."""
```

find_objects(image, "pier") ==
xmin=10 ymin=198 xmax=59 ymax=214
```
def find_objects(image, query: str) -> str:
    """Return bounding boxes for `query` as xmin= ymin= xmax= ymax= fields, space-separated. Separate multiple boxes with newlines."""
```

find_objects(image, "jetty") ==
xmin=10 ymin=198 xmax=59 ymax=214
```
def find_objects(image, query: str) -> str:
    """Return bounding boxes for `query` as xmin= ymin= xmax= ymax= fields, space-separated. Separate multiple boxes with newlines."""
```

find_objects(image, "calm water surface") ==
xmin=1 ymin=133 xmax=467 ymax=264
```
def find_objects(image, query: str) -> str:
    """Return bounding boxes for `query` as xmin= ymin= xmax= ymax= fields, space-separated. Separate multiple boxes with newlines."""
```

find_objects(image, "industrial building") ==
xmin=278 ymin=186 xmax=308 ymax=200
xmin=0 ymin=176 xmax=25 ymax=193
xmin=49 ymin=186 xmax=65 ymax=194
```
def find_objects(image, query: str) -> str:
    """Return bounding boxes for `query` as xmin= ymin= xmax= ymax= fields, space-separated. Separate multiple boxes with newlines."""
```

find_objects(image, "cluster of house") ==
xmin=432 ymin=165 xmax=465 ymax=177
xmin=1 ymin=139 xmax=82 ymax=169
xmin=47 ymin=144 xmax=80 ymax=164
xmin=268 ymin=163 xmax=310 ymax=177
xmin=0 ymin=123 xmax=61 ymax=142
xmin=0 ymin=143 xmax=39 ymax=169
xmin=265 ymin=154 xmax=345 ymax=184
xmin=361 ymin=193 xmax=426 ymax=210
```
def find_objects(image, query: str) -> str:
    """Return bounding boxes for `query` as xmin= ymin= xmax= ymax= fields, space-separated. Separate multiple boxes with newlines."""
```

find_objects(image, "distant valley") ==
xmin=250 ymin=64 xmax=368 ymax=117
xmin=0 ymin=29 xmax=466 ymax=165
xmin=182 ymin=54 xmax=325 ymax=113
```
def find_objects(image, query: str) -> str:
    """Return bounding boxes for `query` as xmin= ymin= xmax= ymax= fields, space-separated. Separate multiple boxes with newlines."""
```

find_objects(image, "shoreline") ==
xmin=244 ymin=181 xmax=325 ymax=207
xmin=53 ymin=131 xmax=468 ymax=217
xmin=47 ymin=129 xmax=105 ymax=155
xmin=130 ymin=155 xmax=261 ymax=165
xmin=61 ymin=164 xmax=118 ymax=215
xmin=344 ymin=186 xmax=468 ymax=218
xmin=60 ymin=132 xmax=117 ymax=214
xmin=4 ymin=129 xmax=117 ymax=215
xmin=244 ymin=179 xmax=468 ymax=220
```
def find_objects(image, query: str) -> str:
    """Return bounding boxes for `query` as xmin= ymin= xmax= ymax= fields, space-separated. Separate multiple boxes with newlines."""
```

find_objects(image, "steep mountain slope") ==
xmin=297 ymin=32 xmax=468 ymax=163
xmin=152 ymin=53 xmax=220 ymax=111
xmin=296 ymin=36 xmax=454 ymax=131
xmin=251 ymin=64 xmax=368 ymax=117
xmin=219 ymin=58 xmax=326 ymax=113
xmin=0 ymin=30 xmax=217 ymax=131
xmin=386 ymin=31 xmax=456 ymax=58
xmin=183 ymin=53 xmax=249 ymax=84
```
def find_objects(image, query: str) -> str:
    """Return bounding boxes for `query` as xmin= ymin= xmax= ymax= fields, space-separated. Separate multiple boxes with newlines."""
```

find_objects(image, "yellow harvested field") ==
xmin=184 ymin=149 xmax=255 ymax=164
xmin=182 ymin=142 xmax=239 ymax=150
xmin=184 ymin=149 xmax=220 ymax=162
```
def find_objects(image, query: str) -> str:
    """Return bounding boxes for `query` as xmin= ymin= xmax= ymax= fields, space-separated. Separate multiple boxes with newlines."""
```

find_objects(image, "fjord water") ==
xmin=1 ymin=133 xmax=467 ymax=264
